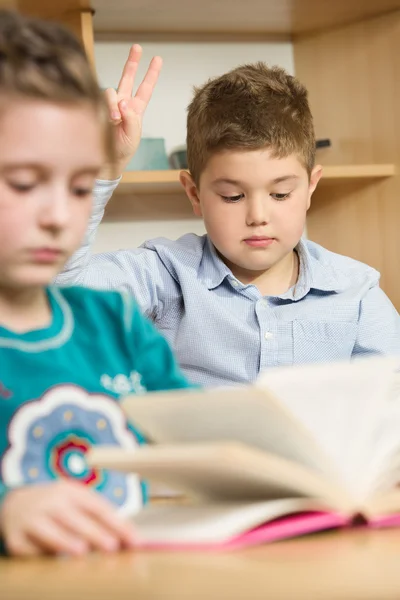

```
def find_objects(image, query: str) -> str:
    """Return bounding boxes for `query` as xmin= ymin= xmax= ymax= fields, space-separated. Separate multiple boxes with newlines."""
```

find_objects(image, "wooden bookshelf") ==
xmin=102 ymin=164 xmax=396 ymax=222
xmin=5 ymin=1 xmax=400 ymax=41
xmin=93 ymin=0 xmax=400 ymax=39
xmin=294 ymin=10 xmax=400 ymax=305
xmin=6 ymin=0 xmax=400 ymax=306
xmin=116 ymin=165 xmax=396 ymax=195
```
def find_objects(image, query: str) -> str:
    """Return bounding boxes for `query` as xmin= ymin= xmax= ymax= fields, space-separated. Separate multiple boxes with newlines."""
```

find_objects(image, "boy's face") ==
xmin=0 ymin=99 xmax=105 ymax=290
xmin=181 ymin=149 xmax=322 ymax=281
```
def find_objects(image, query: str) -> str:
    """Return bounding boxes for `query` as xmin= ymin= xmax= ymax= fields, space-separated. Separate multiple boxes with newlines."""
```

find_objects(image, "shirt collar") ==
xmin=199 ymin=236 xmax=348 ymax=297
xmin=281 ymin=239 xmax=348 ymax=301
xmin=199 ymin=237 xmax=233 ymax=290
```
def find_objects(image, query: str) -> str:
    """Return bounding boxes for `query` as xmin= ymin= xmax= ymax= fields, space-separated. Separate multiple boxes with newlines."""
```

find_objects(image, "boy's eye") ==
xmin=271 ymin=192 xmax=291 ymax=201
xmin=221 ymin=194 xmax=244 ymax=203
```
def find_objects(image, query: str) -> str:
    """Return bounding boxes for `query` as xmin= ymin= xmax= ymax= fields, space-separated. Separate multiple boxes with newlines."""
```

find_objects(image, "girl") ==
xmin=0 ymin=10 xmax=190 ymax=557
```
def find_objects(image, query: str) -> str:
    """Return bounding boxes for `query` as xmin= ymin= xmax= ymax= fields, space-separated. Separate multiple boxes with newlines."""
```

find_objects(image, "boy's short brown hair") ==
xmin=186 ymin=62 xmax=315 ymax=186
xmin=0 ymin=9 xmax=114 ymax=163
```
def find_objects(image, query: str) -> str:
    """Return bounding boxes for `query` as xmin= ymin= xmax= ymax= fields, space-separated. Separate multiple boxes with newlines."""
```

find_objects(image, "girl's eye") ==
xmin=73 ymin=188 xmax=92 ymax=198
xmin=221 ymin=194 xmax=244 ymax=203
xmin=271 ymin=192 xmax=291 ymax=201
xmin=8 ymin=182 xmax=35 ymax=193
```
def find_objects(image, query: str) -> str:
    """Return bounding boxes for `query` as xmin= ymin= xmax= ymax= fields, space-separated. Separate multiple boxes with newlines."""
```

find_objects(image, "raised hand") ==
xmin=104 ymin=44 xmax=163 ymax=177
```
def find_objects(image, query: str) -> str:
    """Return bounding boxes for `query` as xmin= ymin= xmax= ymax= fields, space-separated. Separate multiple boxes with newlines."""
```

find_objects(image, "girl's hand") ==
xmin=0 ymin=480 xmax=136 ymax=556
xmin=102 ymin=44 xmax=163 ymax=178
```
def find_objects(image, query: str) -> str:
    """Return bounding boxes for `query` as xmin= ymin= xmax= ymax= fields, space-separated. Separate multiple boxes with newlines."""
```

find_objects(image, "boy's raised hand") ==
xmin=103 ymin=44 xmax=163 ymax=177
xmin=0 ymin=480 xmax=136 ymax=557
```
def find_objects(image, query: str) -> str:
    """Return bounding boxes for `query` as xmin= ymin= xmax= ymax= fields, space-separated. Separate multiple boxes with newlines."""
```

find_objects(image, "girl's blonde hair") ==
xmin=0 ymin=9 xmax=114 ymax=163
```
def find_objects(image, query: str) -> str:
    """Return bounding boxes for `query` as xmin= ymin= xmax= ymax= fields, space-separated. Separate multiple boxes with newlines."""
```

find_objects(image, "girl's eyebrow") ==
xmin=0 ymin=163 xmax=102 ymax=176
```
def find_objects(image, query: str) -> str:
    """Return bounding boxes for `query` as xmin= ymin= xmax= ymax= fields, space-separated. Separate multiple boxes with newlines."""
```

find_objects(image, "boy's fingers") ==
xmin=104 ymin=87 xmax=121 ymax=122
xmin=131 ymin=56 xmax=163 ymax=116
xmin=117 ymin=44 xmax=142 ymax=98
xmin=28 ymin=517 xmax=88 ymax=556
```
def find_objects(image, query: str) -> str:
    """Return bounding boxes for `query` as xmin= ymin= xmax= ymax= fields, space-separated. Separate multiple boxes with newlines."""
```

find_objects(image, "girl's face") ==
xmin=0 ymin=98 xmax=106 ymax=291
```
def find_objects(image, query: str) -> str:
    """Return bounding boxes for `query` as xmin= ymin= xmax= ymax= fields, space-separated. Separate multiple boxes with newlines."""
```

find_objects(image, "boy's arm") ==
xmin=124 ymin=293 xmax=196 ymax=392
xmin=353 ymin=284 xmax=400 ymax=356
xmin=56 ymin=179 xmax=173 ymax=319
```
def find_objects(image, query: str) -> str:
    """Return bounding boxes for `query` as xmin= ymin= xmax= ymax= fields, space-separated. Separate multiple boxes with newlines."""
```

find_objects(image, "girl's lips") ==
xmin=29 ymin=248 xmax=63 ymax=263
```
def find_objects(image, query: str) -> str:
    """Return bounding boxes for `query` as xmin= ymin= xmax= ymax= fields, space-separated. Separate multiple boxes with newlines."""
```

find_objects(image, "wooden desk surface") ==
xmin=2 ymin=529 xmax=400 ymax=600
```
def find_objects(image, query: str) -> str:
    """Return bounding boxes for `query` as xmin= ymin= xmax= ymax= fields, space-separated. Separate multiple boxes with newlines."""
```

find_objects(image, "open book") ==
xmin=89 ymin=356 xmax=400 ymax=550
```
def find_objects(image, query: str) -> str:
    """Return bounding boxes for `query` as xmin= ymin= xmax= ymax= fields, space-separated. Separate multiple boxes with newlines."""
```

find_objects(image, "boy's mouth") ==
xmin=243 ymin=236 xmax=275 ymax=248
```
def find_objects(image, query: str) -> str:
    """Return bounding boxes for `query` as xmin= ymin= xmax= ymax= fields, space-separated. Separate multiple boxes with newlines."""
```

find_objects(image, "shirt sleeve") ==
xmin=55 ymin=178 xmax=175 ymax=321
xmin=122 ymin=292 xmax=196 ymax=392
xmin=353 ymin=284 xmax=400 ymax=356
xmin=57 ymin=178 xmax=120 ymax=287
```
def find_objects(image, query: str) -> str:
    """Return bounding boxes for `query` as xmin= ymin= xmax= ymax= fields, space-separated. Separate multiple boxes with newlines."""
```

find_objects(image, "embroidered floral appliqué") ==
xmin=1 ymin=385 xmax=143 ymax=516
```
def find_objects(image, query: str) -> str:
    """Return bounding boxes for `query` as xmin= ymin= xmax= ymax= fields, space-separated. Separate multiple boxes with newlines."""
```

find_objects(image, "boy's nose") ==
xmin=246 ymin=197 xmax=269 ymax=226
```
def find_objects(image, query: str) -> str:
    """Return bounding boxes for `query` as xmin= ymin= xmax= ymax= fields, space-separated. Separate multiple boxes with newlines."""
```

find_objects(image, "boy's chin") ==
xmin=232 ymin=254 xmax=283 ymax=272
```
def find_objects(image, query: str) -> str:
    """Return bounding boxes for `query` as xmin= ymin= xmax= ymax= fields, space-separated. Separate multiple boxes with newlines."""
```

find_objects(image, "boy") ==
xmin=0 ymin=11 xmax=190 ymax=557
xmin=58 ymin=58 xmax=400 ymax=387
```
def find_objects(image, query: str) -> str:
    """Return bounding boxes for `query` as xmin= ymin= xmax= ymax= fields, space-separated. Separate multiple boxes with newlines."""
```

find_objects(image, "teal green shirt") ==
xmin=0 ymin=286 xmax=191 ymax=522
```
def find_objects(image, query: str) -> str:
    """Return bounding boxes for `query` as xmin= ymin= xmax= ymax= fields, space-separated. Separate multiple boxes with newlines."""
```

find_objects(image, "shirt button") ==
xmin=264 ymin=331 xmax=274 ymax=340
xmin=260 ymin=299 xmax=268 ymax=307
xmin=231 ymin=280 xmax=239 ymax=288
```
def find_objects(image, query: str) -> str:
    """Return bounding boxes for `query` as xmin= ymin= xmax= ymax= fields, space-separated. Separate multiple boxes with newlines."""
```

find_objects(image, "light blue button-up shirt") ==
xmin=57 ymin=179 xmax=400 ymax=387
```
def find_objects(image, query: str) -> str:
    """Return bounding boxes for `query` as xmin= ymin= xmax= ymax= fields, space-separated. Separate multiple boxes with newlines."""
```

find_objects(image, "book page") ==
xmin=256 ymin=357 xmax=398 ymax=498
xmin=133 ymin=498 xmax=337 ymax=545
xmin=365 ymin=488 xmax=400 ymax=517
xmin=121 ymin=386 xmax=337 ymax=477
xmin=361 ymin=371 xmax=400 ymax=496
xmin=89 ymin=442 xmax=348 ymax=507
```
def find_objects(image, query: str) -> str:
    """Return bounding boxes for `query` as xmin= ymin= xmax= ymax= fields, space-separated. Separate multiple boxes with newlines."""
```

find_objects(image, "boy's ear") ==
xmin=180 ymin=171 xmax=202 ymax=217
xmin=307 ymin=165 xmax=323 ymax=210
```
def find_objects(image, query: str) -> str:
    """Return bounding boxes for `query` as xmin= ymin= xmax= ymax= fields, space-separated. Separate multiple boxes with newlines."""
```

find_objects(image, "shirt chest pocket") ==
xmin=293 ymin=320 xmax=358 ymax=364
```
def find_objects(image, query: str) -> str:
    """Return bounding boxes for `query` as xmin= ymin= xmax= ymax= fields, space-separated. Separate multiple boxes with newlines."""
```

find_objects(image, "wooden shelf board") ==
xmin=102 ymin=164 xmax=396 ymax=222
xmin=5 ymin=0 xmax=400 ymax=38
xmin=119 ymin=172 xmax=181 ymax=195
xmin=3 ymin=1 xmax=92 ymax=20
xmin=118 ymin=164 xmax=395 ymax=194
xmin=318 ymin=163 xmax=396 ymax=182
xmin=91 ymin=0 xmax=400 ymax=38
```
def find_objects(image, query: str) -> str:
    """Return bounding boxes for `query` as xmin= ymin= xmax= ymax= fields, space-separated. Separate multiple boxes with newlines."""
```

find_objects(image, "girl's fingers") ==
xmin=73 ymin=485 xmax=137 ymax=548
xmin=28 ymin=516 xmax=88 ymax=556
xmin=55 ymin=507 xmax=121 ymax=553
xmin=104 ymin=87 xmax=121 ymax=122
xmin=5 ymin=532 xmax=41 ymax=557
xmin=131 ymin=55 xmax=163 ymax=116
xmin=117 ymin=44 xmax=143 ymax=98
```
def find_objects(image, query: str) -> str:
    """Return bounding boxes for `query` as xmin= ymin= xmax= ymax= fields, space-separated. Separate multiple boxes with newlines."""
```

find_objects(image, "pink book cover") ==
xmin=136 ymin=511 xmax=400 ymax=552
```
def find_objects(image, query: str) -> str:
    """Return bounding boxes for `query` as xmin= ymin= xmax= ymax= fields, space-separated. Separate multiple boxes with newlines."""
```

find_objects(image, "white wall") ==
xmin=92 ymin=219 xmax=206 ymax=253
xmin=93 ymin=41 xmax=294 ymax=252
